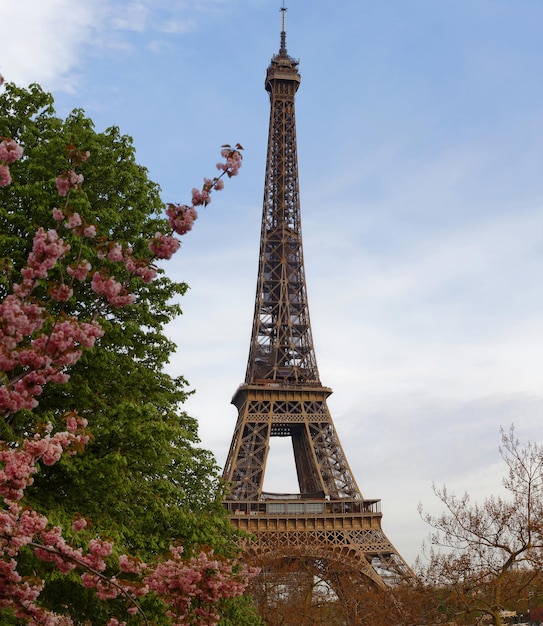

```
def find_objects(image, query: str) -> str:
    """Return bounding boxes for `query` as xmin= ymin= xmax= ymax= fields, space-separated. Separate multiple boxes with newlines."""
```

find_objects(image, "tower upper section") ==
xmin=265 ymin=12 xmax=300 ymax=95
xmin=244 ymin=14 xmax=320 ymax=386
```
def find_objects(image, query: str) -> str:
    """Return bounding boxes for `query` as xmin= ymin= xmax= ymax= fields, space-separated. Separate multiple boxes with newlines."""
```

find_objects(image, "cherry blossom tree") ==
xmin=0 ymin=89 xmax=259 ymax=624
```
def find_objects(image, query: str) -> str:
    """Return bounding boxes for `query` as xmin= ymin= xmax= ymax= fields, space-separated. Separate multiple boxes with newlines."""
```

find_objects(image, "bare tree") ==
xmin=248 ymin=556 xmax=349 ymax=625
xmin=419 ymin=426 xmax=543 ymax=626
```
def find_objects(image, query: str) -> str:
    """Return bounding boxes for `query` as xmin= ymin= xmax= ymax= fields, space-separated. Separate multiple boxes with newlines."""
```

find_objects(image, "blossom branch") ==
xmin=0 ymin=134 xmax=255 ymax=625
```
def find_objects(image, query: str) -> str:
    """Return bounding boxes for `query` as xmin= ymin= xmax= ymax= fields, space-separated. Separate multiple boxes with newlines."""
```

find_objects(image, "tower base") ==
xmin=225 ymin=496 xmax=413 ymax=588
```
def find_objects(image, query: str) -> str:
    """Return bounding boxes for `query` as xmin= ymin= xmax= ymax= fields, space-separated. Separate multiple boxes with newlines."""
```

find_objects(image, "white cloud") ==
xmin=0 ymin=0 xmax=235 ymax=91
xmin=159 ymin=18 xmax=198 ymax=34
xmin=107 ymin=1 xmax=151 ymax=32
xmin=0 ymin=0 xmax=104 ymax=90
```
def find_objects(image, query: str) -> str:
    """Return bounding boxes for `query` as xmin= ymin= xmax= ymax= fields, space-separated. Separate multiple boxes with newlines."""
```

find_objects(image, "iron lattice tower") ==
xmin=222 ymin=10 xmax=412 ymax=591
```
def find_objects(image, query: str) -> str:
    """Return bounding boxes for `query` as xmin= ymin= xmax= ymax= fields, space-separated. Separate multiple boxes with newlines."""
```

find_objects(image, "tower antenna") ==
xmin=280 ymin=2 xmax=287 ymax=54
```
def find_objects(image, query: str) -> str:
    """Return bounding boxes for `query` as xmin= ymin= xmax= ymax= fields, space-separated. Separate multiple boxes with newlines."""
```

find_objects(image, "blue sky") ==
xmin=2 ymin=0 xmax=543 ymax=565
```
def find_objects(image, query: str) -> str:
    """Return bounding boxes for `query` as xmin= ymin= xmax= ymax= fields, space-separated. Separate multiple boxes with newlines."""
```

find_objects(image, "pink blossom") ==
xmin=41 ymin=440 xmax=65 ymax=466
xmin=0 ymin=427 xmax=88 ymax=500
xmin=166 ymin=204 xmax=198 ymax=236
xmin=216 ymin=146 xmax=243 ymax=177
xmin=107 ymin=243 xmax=124 ymax=262
xmin=65 ymin=414 xmax=87 ymax=432
xmin=191 ymin=187 xmax=211 ymax=206
xmin=55 ymin=170 xmax=84 ymax=197
xmin=0 ymin=306 xmax=103 ymax=415
xmin=0 ymin=295 xmax=44 ymax=340
xmin=52 ymin=208 xmax=65 ymax=221
xmin=148 ymin=233 xmax=181 ymax=260
xmin=83 ymin=224 xmax=97 ymax=238
xmin=65 ymin=213 xmax=82 ymax=230
xmin=66 ymin=260 xmax=91 ymax=281
xmin=0 ymin=163 xmax=11 ymax=186
xmin=119 ymin=554 xmax=145 ymax=574
xmin=27 ymin=228 xmax=70 ymax=280
xmin=55 ymin=177 xmax=71 ymax=197
xmin=89 ymin=538 xmax=113 ymax=559
xmin=91 ymin=272 xmax=134 ymax=307
xmin=72 ymin=518 xmax=88 ymax=532
xmin=50 ymin=283 xmax=73 ymax=302
xmin=126 ymin=261 xmax=157 ymax=284
xmin=0 ymin=138 xmax=24 ymax=163
xmin=144 ymin=546 xmax=255 ymax=625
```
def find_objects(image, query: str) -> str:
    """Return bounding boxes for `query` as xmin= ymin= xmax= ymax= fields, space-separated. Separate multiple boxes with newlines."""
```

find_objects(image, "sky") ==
xmin=2 ymin=0 xmax=543 ymax=566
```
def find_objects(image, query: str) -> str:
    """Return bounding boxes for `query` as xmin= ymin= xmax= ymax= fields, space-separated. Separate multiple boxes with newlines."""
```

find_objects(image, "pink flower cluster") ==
xmin=91 ymin=272 xmax=135 ymax=308
xmin=54 ymin=208 xmax=96 ymax=238
xmin=145 ymin=546 xmax=257 ymax=625
xmin=0 ymin=137 xmax=23 ymax=187
xmin=0 ymin=417 xmax=88 ymax=502
xmin=0 ymin=419 xmax=91 ymax=623
xmin=166 ymin=204 xmax=198 ymax=236
xmin=55 ymin=169 xmax=84 ymax=197
xmin=149 ymin=233 xmax=181 ymax=260
xmin=95 ymin=240 xmax=158 ymax=285
xmin=0 ymin=138 xmax=23 ymax=164
xmin=0 ymin=149 xmax=109 ymax=415
xmin=36 ymin=533 xmax=113 ymax=578
xmin=52 ymin=204 xmax=156 ymax=300
xmin=0 ymin=218 xmax=103 ymax=415
xmin=0 ymin=292 xmax=104 ymax=414
xmin=216 ymin=144 xmax=243 ymax=178
xmin=0 ymin=415 xmax=142 ymax=623
xmin=21 ymin=228 xmax=71 ymax=287
xmin=66 ymin=259 xmax=92 ymax=282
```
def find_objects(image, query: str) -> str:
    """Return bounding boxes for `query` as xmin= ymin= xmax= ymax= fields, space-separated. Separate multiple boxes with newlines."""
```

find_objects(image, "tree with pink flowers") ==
xmin=0 ymin=81 xmax=261 ymax=625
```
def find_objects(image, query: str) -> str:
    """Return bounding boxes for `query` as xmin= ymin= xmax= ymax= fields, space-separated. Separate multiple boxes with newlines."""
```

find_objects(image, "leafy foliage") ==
xmin=0 ymin=83 xmax=261 ymax=624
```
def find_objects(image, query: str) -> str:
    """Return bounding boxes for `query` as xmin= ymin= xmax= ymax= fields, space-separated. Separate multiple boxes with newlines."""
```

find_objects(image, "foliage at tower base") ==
xmin=0 ymin=81 xmax=262 ymax=625
xmin=247 ymin=556 xmax=445 ymax=626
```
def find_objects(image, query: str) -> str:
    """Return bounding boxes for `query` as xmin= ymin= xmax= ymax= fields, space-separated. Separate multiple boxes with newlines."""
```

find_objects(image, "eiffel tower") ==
xmin=222 ymin=7 xmax=412 ymax=593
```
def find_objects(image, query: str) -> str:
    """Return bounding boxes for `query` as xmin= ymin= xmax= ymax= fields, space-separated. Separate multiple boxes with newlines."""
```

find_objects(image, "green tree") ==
xmin=0 ymin=83 xmax=262 ymax=624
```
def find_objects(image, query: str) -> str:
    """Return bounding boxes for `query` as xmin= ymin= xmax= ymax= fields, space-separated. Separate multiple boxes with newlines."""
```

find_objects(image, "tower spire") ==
xmin=280 ymin=2 xmax=287 ymax=54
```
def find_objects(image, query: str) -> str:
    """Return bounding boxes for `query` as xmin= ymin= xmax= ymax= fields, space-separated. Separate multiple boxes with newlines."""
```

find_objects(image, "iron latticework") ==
xmin=245 ymin=29 xmax=317 ymax=387
xmin=222 ymin=12 xmax=412 ymax=591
